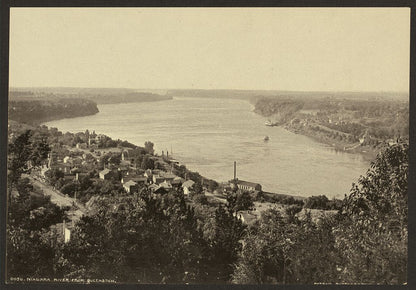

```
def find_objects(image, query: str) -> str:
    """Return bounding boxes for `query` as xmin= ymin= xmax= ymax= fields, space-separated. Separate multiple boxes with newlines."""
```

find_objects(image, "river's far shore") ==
xmin=282 ymin=124 xmax=379 ymax=162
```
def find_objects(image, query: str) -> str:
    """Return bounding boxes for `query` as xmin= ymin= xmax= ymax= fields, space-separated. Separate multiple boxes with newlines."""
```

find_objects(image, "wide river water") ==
xmin=44 ymin=97 xmax=369 ymax=198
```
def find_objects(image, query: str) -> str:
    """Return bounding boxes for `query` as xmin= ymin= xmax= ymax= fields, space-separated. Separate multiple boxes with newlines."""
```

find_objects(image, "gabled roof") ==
xmin=182 ymin=180 xmax=195 ymax=188
xmin=161 ymin=173 xmax=176 ymax=179
xmin=124 ymin=180 xmax=137 ymax=187
xmin=132 ymin=176 xmax=148 ymax=182
xmin=171 ymin=177 xmax=185 ymax=185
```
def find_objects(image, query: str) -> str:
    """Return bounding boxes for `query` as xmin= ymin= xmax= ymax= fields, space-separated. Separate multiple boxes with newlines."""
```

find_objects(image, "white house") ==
xmin=182 ymin=180 xmax=195 ymax=196
xmin=123 ymin=180 xmax=138 ymax=193
xmin=99 ymin=168 xmax=112 ymax=180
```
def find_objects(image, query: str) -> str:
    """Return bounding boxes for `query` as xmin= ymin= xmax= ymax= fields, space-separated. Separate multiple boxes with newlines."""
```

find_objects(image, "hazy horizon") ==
xmin=8 ymin=86 xmax=410 ymax=94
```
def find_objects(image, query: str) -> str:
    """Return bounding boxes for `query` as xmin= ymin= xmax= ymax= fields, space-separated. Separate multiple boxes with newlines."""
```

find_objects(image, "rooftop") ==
xmin=236 ymin=180 xmax=261 ymax=188
xmin=182 ymin=180 xmax=195 ymax=188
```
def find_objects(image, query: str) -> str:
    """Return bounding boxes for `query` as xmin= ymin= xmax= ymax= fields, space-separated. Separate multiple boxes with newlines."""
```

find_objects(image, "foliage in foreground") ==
xmin=232 ymin=143 xmax=408 ymax=284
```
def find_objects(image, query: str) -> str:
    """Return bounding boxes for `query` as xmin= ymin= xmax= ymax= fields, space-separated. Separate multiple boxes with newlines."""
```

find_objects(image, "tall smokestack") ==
xmin=234 ymin=161 xmax=236 ymax=180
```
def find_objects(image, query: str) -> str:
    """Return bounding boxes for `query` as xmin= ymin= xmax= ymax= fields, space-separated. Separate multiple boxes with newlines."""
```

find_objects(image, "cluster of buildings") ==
xmin=95 ymin=149 xmax=197 ymax=196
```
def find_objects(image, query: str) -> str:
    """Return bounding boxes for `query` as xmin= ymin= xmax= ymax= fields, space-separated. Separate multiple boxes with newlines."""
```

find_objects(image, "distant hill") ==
xmin=9 ymin=87 xmax=173 ymax=104
xmin=168 ymin=89 xmax=408 ymax=102
xmin=8 ymin=98 xmax=99 ymax=125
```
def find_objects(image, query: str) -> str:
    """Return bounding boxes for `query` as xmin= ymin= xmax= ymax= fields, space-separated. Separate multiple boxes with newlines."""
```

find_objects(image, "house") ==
xmin=234 ymin=210 xmax=257 ymax=225
xmin=160 ymin=172 xmax=177 ymax=183
xmin=52 ymin=163 xmax=72 ymax=174
xmin=182 ymin=180 xmax=195 ymax=195
xmin=133 ymin=176 xmax=148 ymax=185
xmin=51 ymin=221 xmax=73 ymax=243
xmin=171 ymin=176 xmax=185 ymax=186
xmin=63 ymin=156 xmax=72 ymax=164
xmin=123 ymin=180 xmax=138 ymax=193
xmin=152 ymin=169 xmax=162 ymax=175
xmin=76 ymin=143 xmax=88 ymax=149
xmin=121 ymin=175 xmax=147 ymax=185
xmin=159 ymin=181 xmax=172 ymax=190
xmin=152 ymin=175 xmax=166 ymax=184
xmin=235 ymin=180 xmax=262 ymax=192
xmin=148 ymin=184 xmax=167 ymax=194
xmin=359 ymin=130 xmax=370 ymax=145
xmin=99 ymin=168 xmax=113 ymax=180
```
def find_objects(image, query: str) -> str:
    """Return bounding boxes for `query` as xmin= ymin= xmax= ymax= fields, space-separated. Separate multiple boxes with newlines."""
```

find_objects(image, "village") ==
xmin=18 ymin=126 xmax=282 ymax=244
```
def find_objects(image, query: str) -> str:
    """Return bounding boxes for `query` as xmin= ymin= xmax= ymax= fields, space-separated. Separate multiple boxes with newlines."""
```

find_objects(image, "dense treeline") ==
xmin=6 ymin=125 xmax=408 ymax=284
xmin=10 ymin=89 xmax=172 ymax=104
xmin=8 ymin=98 xmax=99 ymax=125
xmin=253 ymin=98 xmax=304 ymax=123
xmin=254 ymin=97 xmax=409 ymax=144
xmin=86 ymin=92 xmax=172 ymax=104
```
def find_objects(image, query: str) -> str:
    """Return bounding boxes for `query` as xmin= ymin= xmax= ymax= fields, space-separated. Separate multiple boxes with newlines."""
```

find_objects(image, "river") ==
xmin=44 ymin=97 xmax=369 ymax=198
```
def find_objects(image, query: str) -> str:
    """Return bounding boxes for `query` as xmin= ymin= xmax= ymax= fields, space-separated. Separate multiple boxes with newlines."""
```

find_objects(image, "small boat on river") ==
xmin=265 ymin=120 xmax=278 ymax=126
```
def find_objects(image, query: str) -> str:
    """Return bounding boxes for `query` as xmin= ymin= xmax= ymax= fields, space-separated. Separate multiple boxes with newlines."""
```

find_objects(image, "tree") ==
xmin=45 ymin=168 xmax=64 ymax=187
xmin=144 ymin=141 xmax=154 ymax=155
xmin=231 ymin=208 xmax=340 ymax=284
xmin=7 ymin=130 xmax=34 ymax=187
xmin=304 ymin=195 xmax=330 ymax=210
xmin=140 ymin=156 xmax=154 ymax=170
xmin=227 ymin=191 xmax=254 ymax=212
xmin=207 ymin=180 xmax=219 ymax=192
xmin=7 ymin=174 xmax=68 ymax=280
xmin=193 ymin=182 xmax=203 ymax=196
xmin=192 ymin=193 xmax=208 ymax=205
xmin=334 ymin=143 xmax=408 ymax=284
xmin=58 ymin=189 xmax=210 ymax=283
xmin=60 ymin=182 xmax=80 ymax=197
xmin=30 ymin=133 xmax=51 ymax=167
xmin=7 ymin=226 xmax=57 ymax=278
xmin=204 ymin=205 xmax=246 ymax=281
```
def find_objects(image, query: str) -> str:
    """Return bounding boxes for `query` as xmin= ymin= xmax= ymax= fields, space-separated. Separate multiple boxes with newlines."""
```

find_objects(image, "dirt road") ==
xmin=28 ymin=175 xmax=87 ymax=222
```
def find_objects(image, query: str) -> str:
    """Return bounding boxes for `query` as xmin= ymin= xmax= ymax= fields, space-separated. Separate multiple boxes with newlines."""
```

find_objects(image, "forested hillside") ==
xmin=254 ymin=97 xmax=408 ymax=157
xmin=9 ymin=88 xmax=172 ymax=104
xmin=8 ymin=98 xmax=99 ymax=125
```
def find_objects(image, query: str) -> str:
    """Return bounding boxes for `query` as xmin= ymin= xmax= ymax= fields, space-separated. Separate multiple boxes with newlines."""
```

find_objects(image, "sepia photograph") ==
xmin=4 ymin=7 xmax=410 ymax=285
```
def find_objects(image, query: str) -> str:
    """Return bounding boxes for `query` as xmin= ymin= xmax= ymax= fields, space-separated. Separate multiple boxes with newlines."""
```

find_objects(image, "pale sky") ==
xmin=9 ymin=8 xmax=410 ymax=92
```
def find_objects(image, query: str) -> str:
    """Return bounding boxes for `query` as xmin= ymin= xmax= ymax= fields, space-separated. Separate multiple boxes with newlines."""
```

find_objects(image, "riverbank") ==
xmin=251 ymin=96 xmax=408 ymax=163
xmin=283 ymin=124 xmax=379 ymax=162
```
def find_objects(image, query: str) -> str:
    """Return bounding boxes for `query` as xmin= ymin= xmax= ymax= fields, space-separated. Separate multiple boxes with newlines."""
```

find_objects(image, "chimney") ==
xmin=234 ymin=161 xmax=236 ymax=180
